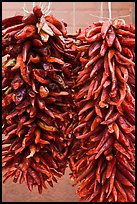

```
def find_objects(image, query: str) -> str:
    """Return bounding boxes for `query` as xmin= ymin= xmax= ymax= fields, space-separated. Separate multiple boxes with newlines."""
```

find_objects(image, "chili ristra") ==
xmin=2 ymin=6 xmax=75 ymax=194
xmin=68 ymin=18 xmax=135 ymax=202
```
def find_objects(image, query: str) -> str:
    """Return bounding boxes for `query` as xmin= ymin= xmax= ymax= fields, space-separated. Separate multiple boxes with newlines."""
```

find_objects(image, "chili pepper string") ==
xmin=90 ymin=2 xmax=130 ymax=21
xmin=23 ymin=2 xmax=52 ymax=16
xmin=100 ymin=2 xmax=104 ymax=21
xmin=108 ymin=2 xmax=112 ymax=21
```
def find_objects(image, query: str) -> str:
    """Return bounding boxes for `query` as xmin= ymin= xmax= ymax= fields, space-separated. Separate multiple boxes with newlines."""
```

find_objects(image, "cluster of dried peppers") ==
xmin=2 ymin=6 xmax=76 ymax=193
xmin=2 ymin=6 xmax=135 ymax=202
xmin=68 ymin=19 xmax=135 ymax=202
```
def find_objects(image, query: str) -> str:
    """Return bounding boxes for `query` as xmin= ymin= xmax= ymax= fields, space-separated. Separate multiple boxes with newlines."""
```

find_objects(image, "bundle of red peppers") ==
xmin=2 ymin=6 xmax=76 ymax=193
xmin=2 ymin=6 xmax=135 ymax=202
xmin=69 ymin=19 xmax=135 ymax=202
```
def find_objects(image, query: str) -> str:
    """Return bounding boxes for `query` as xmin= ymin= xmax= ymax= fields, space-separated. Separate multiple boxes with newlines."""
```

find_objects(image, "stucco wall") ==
xmin=2 ymin=2 xmax=135 ymax=33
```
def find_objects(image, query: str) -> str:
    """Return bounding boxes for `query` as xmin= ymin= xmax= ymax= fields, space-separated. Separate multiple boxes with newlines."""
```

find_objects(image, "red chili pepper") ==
xmin=96 ymin=128 xmax=109 ymax=152
xmin=27 ymin=167 xmax=41 ymax=186
xmin=95 ymin=137 xmax=114 ymax=159
xmin=90 ymin=116 xmax=102 ymax=131
xmin=86 ymin=33 xmax=102 ymax=43
xmin=2 ymin=23 xmax=25 ymax=36
xmin=116 ymin=169 xmax=133 ymax=187
xmin=106 ymin=26 xmax=116 ymax=47
xmin=101 ymin=20 xmax=112 ymax=39
xmin=118 ymin=35 xmax=135 ymax=47
xmin=115 ymin=179 xmax=128 ymax=201
xmin=96 ymin=156 xmax=104 ymax=183
xmin=6 ymin=109 xmax=19 ymax=120
xmin=124 ymin=186 xmax=135 ymax=202
xmin=116 ymin=28 xmax=135 ymax=38
xmin=33 ymin=69 xmax=50 ymax=85
xmin=22 ymin=40 xmax=32 ymax=62
xmin=2 ymin=15 xmax=23 ymax=28
xmin=14 ymin=25 xmax=36 ymax=39
xmin=2 ymin=93 xmax=13 ymax=107
xmin=101 ymin=112 xmax=119 ymax=125
xmin=90 ymin=58 xmax=104 ymax=78
xmin=86 ymin=26 xmax=101 ymax=38
xmin=113 ymin=36 xmax=122 ymax=52
xmin=29 ymin=53 xmax=41 ymax=63
xmin=46 ymin=21 xmax=62 ymax=36
xmin=100 ymin=39 xmax=108 ymax=56
xmin=115 ymin=50 xmax=135 ymax=66
xmin=13 ymin=169 xmax=21 ymax=183
xmin=45 ymin=15 xmax=67 ymax=36
xmin=99 ymin=183 xmax=106 ymax=202
xmin=75 ymin=160 xmax=96 ymax=185
xmin=31 ymin=162 xmax=52 ymax=178
xmin=78 ymin=101 xmax=95 ymax=116
xmin=106 ymin=158 xmax=116 ymax=179
xmin=3 ymin=169 xmax=17 ymax=183
xmin=88 ymin=41 xmax=102 ymax=57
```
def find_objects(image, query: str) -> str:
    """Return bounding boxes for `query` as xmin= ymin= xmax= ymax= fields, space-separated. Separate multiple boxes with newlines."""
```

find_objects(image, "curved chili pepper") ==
xmin=118 ymin=35 xmax=135 ymax=47
xmin=32 ymin=38 xmax=43 ymax=47
xmin=95 ymin=137 xmax=114 ymax=160
xmin=108 ymin=50 xmax=117 ymax=97
xmin=29 ymin=53 xmax=41 ymax=63
xmin=114 ymin=141 xmax=131 ymax=159
xmin=46 ymin=21 xmax=62 ymax=36
xmin=100 ymin=39 xmax=108 ymax=56
xmin=116 ymin=169 xmax=133 ymax=187
xmin=2 ymin=93 xmax=13 ymax=107
xmin=45 ymin=15 xmax=67 ymax=36
xmin=101 ymin=20 xmax=112 ymax=39
xmin=116 ymin=28 xmax=135 ymax=38
xmin=14 ymin=25 xmax=36 ymax=39
xmin=86 ymin=33 xmax=102 ymax=43
xmin=33 ymin=69 xmax=50 ymax=85
xmin=115 ymin=50 xmax=135 ymax=66
xmin=27 ymin=167 xmax=41 ymax=185
xmin=106 ymin=26 xmax=116 ymax=47
xmin=37 ymin=120 xmax=57 ymax=132
xmin=115 ymin=179 xmax=128 ymax=201
xmin=86 ymin=26 xmax=101 ymax=38
xmin=101 ymin=112 xmax=119 ymax=125
xmin=11 ymin=53 xmax=23 ymax=70
xmin=2 ymin=23 xmax=25 ymax=36
xmin=88 ymin=41 xmax=102 ymax=57
xmin=85 ymin=54 xmax=101 ymax=68
xmin=113 ymin=36 xmax=122 ymax=52
xmin=95 ymin=156 xmax=104 ymax=183
xmin=90 ymin=58 xmax=104 ymax=78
